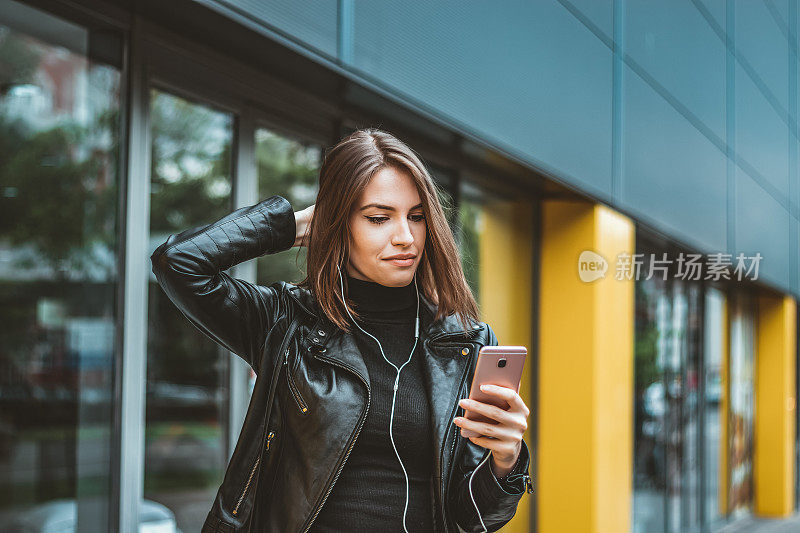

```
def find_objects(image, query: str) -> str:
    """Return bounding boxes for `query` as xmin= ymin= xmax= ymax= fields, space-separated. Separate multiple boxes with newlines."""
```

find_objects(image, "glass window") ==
xmin=457 ymin=180 xmax=483 ymax=303
xmin=632 ymin=254 xmax=703 ymax=533
xmin=456 ymin=180 xmax=521 ymax=313
xmin=254 ymin=127 xmax=321 ymax=286
xmin=633 ymin=270 xmax=668 ymax=533
xmin=703 ymin=287 xmax=726 ymax=526
xmin=0 ymin=2 xmax=121 ymax=531
xmin=673 ymin=280 xmax=702 ymax=532
xmin=428 ymin=164 xmax=456 ymax=230
xmin=146 ymin=89 xmax=234 ymax=533
xmin=727 ymin=290 xmax=755 ymax=518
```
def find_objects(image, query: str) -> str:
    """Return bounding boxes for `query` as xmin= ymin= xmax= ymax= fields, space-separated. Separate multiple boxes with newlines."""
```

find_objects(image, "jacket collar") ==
xmin=285 ymin=283 xmax=483 ymax=348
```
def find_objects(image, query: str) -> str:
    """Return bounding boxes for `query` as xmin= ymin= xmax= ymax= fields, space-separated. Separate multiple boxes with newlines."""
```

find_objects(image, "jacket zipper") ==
xmin=435 ymin=342 xmax=472 ymax=532
xmin=231 ymin=318 xmax=299 ymax=517
xmin=506 ymin=472 xmax=534 ymax=494
xmin=439 ymin=358 xmax=469 ymax=528
xmin=284 ymin=348 xmax=309 ymax=414
xmin=232 ymin=431 xmax=275 ymax=516
xmin=299 ymin=354 xmax=370 ymax=533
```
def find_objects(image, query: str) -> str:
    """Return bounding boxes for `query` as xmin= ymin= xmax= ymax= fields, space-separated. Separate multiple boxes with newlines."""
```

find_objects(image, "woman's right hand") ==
xmin=293 ymin=204 xmax=315 ymax=248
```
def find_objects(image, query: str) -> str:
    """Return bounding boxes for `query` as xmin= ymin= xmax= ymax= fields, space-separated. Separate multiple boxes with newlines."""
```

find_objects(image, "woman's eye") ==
xmin=410 ymin=214 xmax=426 ymax=222
xmin=366 ymin=216 xmax=388 ymax=224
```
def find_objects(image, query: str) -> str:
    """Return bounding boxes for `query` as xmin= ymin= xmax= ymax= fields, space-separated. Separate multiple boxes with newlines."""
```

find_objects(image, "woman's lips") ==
xmin=384 ymin=258 xmax=415 ymax=267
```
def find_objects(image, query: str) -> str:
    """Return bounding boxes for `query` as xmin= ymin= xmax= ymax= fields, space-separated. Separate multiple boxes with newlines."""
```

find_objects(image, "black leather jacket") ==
xmin=150 ymin=195 xmax=533 ymax=533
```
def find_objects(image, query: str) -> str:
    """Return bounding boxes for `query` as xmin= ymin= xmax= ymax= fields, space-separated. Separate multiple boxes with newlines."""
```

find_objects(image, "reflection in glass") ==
xmin=633 ymin=272 xmax=667 ymax=533
xmin=428 ymin=164 xmax=456 ymax=230
xmin=146 ymin=89 xmax=233 ymax=533
xmin=254 ymin=127 xmax=321 ymax=286
xmin=457 ymin=181 xmax=483 ymax=303
xmin=669 ymin=281 xmax=701 ymax=532
xmin=728 ymin=291 xmax=755 ymax=518
xmin=633 ymin=260 xmax=703 ymax=533
xmin=664 ymin=282 xmax=687 ymax=532
xmin=703 ymin=287 xmax=725 ymax=526
xmin=0 ymin=2 xmax=120 ymax=531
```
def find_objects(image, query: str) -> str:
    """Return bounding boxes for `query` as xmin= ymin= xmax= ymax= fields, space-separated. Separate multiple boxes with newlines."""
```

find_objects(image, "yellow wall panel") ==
xmin=754 ymin=293 xmax=797 ymax=517
xmin=538 ymin=200 xmax=634 ymax=533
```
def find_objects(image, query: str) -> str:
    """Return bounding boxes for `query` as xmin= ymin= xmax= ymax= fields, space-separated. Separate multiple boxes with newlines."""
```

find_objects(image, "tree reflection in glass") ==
xmin=0 ymin=7 xmax=120 ymax=531
xmin=146 ymin=89 xmax=233 ymax=533
xmin=254 ymin=127 xmax=321 ymax=286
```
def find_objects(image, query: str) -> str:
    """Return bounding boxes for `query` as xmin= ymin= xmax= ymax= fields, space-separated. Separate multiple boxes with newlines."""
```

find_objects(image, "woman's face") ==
xmin=346 ymin=166 xmax=427 ymax=287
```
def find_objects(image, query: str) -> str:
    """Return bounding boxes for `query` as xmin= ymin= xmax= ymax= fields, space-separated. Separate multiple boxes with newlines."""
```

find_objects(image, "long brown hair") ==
xmin=296 ymin=128 xmax=480 ymax=334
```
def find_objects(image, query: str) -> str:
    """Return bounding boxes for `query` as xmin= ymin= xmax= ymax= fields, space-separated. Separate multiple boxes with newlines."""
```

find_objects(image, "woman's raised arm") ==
xmin=150 ymin=195 xmax=298 ymax=370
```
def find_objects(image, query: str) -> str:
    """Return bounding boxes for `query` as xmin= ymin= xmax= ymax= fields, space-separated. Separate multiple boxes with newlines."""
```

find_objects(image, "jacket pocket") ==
xmin=202 ymin=512 xmax=235 ymax=533
xmin=285 ymin=350 xmax=309 ymax=415
xmin=231 ymin=430 xmax=276 ymax=517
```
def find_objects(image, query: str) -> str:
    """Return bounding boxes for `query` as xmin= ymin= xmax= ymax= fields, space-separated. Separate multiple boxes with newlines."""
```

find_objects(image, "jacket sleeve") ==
xmin=150 ymin=195 xmax=296 ymax=370
xmin=447 ymin=323 xmax=533 ymax=532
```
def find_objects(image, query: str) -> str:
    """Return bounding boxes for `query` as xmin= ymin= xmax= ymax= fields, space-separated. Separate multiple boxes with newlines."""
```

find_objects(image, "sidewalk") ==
xmin=715 ymin=514 xmax=800 ymax=532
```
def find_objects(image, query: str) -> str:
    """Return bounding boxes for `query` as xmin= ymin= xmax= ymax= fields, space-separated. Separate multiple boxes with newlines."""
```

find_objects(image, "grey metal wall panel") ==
xmin=735 ymin=0 xmax=790 ymax=112
xmin=772 ymin=0 xmax=791 ymax=28
xmin=625 ymin=0 xmax=726 ymax=141
xmin=566 ymin=0 xmax=613 ymax=37
xmin=623 ymin=64 xmax=727 ymax=254
xmin=793 ymin=215 xmax=800 ymax=294
xmin=735 ymin=64 xmax=790 ymax=200
xmin=216 ymin=0 xmax=338 ymax=57
xmin=735 ymin=169 xmax=792 ymax=290
xmin=793 ymin=216 xmax=799 ymax=294
xmin=697 ymin=0 xmax=725 ymax=30
xmin=196 ymin=0 xmax=799 ymax=297
xmin=350 ymin=0 xmax=613 ymax=196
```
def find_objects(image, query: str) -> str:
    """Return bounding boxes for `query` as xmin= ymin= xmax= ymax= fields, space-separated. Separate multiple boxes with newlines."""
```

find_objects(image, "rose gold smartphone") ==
xmin=461 ymin=345 xmax=527 ymax=438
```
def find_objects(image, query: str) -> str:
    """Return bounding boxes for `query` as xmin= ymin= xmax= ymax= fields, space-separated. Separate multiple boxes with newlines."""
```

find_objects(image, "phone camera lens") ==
xmin=498 ymin=358 xmax=507 ymax=368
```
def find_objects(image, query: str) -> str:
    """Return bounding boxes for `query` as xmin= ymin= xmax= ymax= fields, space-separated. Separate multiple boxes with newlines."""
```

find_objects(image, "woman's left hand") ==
xmin=453 ymin=384 xmax=529 ymax=477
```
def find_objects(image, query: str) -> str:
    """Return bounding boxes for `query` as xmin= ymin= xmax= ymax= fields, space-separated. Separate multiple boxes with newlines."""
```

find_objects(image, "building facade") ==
xmin=0 ymin=0 xmax=798 ymax=532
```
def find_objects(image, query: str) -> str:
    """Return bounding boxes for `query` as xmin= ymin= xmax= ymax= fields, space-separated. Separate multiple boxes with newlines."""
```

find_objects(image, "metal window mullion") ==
xmin=697 ymin=282 xmax=708 ymax=533
xmin=118 ymin=15 xmax=150 ymax=533
xmin=337 ymin=0 xmax=354 ymax=65
xmin=228 ymin=109 xmax=258 ymax=460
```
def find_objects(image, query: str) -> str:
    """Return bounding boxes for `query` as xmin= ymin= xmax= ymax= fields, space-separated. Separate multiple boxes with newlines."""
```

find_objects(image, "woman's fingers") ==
xmin=454 ymin=385 xmax=529 ymax=466
xmin=458 ymin=398 xmax=526 ymax=432
xmin=479 ymin=384 xmax=530 ymax=417
xmin=454 ymin=415 xmax=512 ymax=440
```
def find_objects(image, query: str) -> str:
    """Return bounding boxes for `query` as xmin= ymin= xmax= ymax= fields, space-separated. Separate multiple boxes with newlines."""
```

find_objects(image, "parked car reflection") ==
xmin=1 ymin=499 xmax=180 ymax=533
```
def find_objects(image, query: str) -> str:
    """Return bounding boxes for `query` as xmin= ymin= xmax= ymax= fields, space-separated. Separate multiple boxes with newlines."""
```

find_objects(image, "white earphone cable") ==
xmin=336 ymin=264 xmax=486 ymax=532
xmin=469 ymin=452 xmax=492 ymax=532
xmin=337 ymin=264 xmax=418 ymax=532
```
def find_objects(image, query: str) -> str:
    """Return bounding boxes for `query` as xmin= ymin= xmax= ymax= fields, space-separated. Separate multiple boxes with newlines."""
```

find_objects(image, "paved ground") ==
xmin=716 ymin=514 xmax=800 ymax=532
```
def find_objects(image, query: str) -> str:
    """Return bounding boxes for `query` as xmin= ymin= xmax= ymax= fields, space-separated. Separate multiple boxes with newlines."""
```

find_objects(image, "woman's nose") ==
xmin=392 ymin=220 xmax=414 ymax=245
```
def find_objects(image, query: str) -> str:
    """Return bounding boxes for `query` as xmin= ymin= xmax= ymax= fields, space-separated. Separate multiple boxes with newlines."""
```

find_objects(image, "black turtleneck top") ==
xmin=307 ymin=274 xmax=523 ymax=532
xmin=308 ymin=274 xmax=434 ymax=532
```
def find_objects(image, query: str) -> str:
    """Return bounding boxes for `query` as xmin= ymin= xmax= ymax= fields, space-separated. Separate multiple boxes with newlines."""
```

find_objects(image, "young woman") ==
xmin=151 ymin=128 xmax=533 ymax=533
